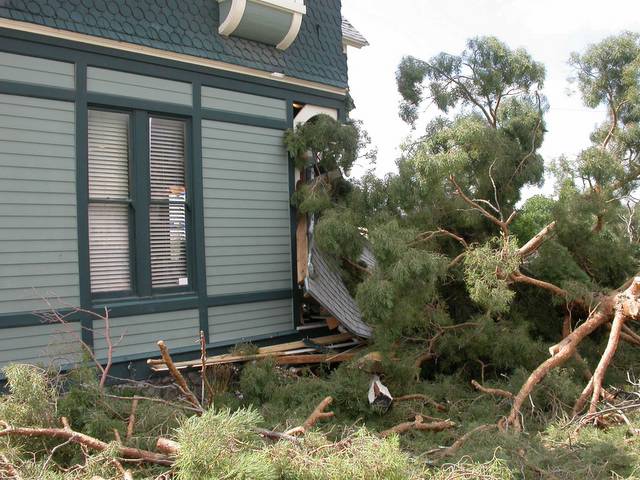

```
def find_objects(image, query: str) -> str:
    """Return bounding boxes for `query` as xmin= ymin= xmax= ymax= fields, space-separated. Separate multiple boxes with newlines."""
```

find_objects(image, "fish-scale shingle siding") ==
xmin=0 ymin=0 xmax=348 ymax=88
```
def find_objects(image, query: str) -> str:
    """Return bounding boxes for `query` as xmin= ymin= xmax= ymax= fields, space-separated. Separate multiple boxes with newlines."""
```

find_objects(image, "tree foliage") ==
xmin=304 ymin=33 xmax=640 ymax=428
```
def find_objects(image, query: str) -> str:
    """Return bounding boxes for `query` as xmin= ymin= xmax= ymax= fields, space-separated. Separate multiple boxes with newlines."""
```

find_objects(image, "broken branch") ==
xmin=0 ymin=423 xmax=173 ymax=466
xmin=434 ymin=424 xmax=497 ymax=458
xmin=157 ymin=341 xmax=203 ymax=412
xmin=471 ymin=380 xmax=514 ymax=399
xmin=380 ymin=415 xmax=455 ymax=438
xmin=285 ymin=396 xmax=335 ymax=436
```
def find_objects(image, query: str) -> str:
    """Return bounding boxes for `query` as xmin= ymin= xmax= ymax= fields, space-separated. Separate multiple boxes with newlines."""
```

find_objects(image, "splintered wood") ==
xmin=147 ymin=333 xmax=364 ymax=372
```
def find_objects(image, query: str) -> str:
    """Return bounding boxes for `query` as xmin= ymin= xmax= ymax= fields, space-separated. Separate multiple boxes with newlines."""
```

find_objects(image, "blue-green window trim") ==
xmin=86 ymin=107 xmax=197 ymax=303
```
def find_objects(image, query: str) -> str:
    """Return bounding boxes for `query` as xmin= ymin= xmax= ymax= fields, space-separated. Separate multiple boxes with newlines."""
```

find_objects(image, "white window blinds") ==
xmin=88 ymin=110 xmax=132 ymax=293
xmin=149 ymin=117 xmax=188 ymax=289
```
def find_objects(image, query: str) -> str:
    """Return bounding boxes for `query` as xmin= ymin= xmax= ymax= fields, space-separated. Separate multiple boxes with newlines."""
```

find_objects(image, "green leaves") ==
xmin=396 ymin=36 xmax=545 ymax=128
xmin=284 ymin=114 xmax=360 ymax=173
xmin=314 ymin=209 xmax=364 ymax=261
xmin=570 ymin=32 xmax=640 ymax=113
xmin=463 ymin=237 xmax=521 ymax=314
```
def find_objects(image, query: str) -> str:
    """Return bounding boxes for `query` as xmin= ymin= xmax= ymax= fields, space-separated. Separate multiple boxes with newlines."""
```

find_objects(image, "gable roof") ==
xmin=342 ymin=17 xmax=368 ymax=49
xmin=0 ymin=0 xmax=348 ymax=89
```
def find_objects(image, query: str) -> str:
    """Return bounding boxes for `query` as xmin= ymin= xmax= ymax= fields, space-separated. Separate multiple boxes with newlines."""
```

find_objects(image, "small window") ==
xmin=87 ymin=109 xmax=191 ymax=298
xmin=149 ymin=117 xmax=188 ymax=289
xmin=88 ymin=110 xmax=132 ymax=294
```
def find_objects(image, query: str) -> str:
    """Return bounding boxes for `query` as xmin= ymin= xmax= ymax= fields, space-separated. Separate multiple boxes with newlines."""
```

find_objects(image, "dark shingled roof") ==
xmin=306 ymin=242 xmax=373 ymax=339
xmin=0 ymin=0 xmax=348 ymax=89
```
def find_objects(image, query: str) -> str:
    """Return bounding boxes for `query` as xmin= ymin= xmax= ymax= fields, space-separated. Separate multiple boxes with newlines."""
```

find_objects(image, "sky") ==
xmin=341 ymin=0 xmax=640 ymax=192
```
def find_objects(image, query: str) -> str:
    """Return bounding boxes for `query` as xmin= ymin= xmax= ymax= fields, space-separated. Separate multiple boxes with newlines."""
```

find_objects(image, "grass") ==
xmin=3 ymin=342 xmax=640 ymax=479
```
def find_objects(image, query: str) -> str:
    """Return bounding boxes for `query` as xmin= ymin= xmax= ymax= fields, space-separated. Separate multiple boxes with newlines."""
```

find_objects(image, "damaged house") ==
xmin=0 ymin=0 xmax=369 ymax=374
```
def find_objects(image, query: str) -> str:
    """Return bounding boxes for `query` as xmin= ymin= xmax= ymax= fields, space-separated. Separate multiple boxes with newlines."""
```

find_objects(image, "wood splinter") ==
xmin=157 ymin=340 xmax=203 ymax=412
xmin=285 ymin=396 xmax=335 ymax=436
xmin=380 ymin=415 xmax=455 ymax=438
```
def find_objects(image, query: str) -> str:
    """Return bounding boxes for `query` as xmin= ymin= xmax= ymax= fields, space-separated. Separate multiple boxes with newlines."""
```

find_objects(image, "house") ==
xmin=0 ymin=0 xmax=367 ymax=374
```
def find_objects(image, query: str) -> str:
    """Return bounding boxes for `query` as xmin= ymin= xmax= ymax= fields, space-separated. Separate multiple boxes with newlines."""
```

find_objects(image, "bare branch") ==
xmin=449 ymin=175 xmax=509 ymax=235
xmin=157 ymin=341 xmax=203 ymax=413
xmin=380 ymin=416 xmax=455 ymax=438
xmin=0 ymin=422 xmax=173 ymax=466
xmin=517 ymin=221 xmax=557 ymax=259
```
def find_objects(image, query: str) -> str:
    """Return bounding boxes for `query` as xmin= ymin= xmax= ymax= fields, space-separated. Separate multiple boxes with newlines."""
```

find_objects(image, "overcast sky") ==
xmin=341 ymin=0 xmax=640 ymax=191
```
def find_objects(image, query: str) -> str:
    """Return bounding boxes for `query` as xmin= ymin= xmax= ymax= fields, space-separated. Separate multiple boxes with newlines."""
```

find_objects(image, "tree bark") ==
xmin=285 ymin=396 xmax=334 ymax=436
xmin=517 ymin=221 xmax=557 ymax=259
xmin=574 ymin=279 xmax=640 ymax=416
xmin=503 ymin=298 xmax=616 ymax=431
xmin=380 ymin=416 xmax=455 ymax=437
xmin=0 ymin=425 xmax=173 ymax=466
xmin=157 ymin=341 xmax=203 ymax=412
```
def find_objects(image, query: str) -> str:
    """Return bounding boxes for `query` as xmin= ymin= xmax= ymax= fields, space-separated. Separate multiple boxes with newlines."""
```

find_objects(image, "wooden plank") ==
xmin=296 ymin=213 xmax=308 ymax=283
xmin=258 ymin=332 xmax=353 ymax=354
xmin=275 ymin=351 xmax=361 ymax=365
xmin=326 ymin=317 xmax=340 ymax=330
xmin=147 ymin=332 xmax=357 ymax=370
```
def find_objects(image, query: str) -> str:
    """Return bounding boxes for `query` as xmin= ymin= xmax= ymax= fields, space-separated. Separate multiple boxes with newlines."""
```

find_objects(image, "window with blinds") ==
xmin=88 ymin=110 xmax=132 ymax=294
xmin=87 ymin=110 xmax=190 ymax=297
xmin=149 ymin=117 xmax=188 ymax=289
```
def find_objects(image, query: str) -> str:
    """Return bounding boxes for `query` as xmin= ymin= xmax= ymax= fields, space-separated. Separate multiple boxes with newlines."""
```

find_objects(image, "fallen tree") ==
xmin=291 ymin=32 xmax=640 ymax=435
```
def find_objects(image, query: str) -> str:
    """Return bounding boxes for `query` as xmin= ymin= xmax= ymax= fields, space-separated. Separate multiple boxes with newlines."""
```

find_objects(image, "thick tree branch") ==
xmin=574 ymin=279 xmax=640 ymax=416
xmin=504 ymin=276 xmax=640 ymax=430
xmin=380 ymin=416 xmax=455 ymax=438
xmin=509 ymin=273 xmax=569 ymax=299
xmin=517 ymin=221 xmax=557 ymax=259
xmin=285 ymin=397 xmax=335 ymax=436
xmin=157 ymin=341 xmax=203 ymax=412
xmin=0 ymin=423 xmax=173 ymax=466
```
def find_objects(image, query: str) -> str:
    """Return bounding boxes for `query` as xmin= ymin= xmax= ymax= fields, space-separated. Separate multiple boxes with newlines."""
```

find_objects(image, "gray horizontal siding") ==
xmin=87 ymin=67 xmax=192 ymax=106
xmin=93 ymin=310 xmax=200 ymax=360
xmin=208 ymin=298 xmax=293 ymax=344
xmin=0 ymin=94 xmax=79 ymax=314
xmin=202 ymin=86 xmax=286 ymax=120
xmin=202 ymin=120 xmax=292 ymax=295
xmin=0 ymin=322 xmax=81 ymax=370
xmin=0 ymin=51 xmax=74 ymax=89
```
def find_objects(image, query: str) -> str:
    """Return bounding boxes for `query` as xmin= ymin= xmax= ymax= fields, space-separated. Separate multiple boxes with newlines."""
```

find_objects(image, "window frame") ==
xmin=87 ymin=105 xmax=195 ymax=302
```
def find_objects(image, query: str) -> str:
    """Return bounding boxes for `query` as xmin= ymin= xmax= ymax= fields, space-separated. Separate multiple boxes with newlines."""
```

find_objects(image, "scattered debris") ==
xmin=148 ymin=333 xmax=364 ymax=372
xmin=368 ymin=375 xmax=393 ymax=412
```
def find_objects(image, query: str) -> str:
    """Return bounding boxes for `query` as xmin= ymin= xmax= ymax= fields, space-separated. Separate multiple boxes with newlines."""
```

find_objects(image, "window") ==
xmin=87 ymin=109 xmax=190 ymax=298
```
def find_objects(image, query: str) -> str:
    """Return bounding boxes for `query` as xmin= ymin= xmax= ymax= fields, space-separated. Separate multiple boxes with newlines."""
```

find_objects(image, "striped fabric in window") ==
xmin=88 ymin=110 xmax=131 ymax=293
xmin=149 ymin=117 xmax=188 ymax=289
